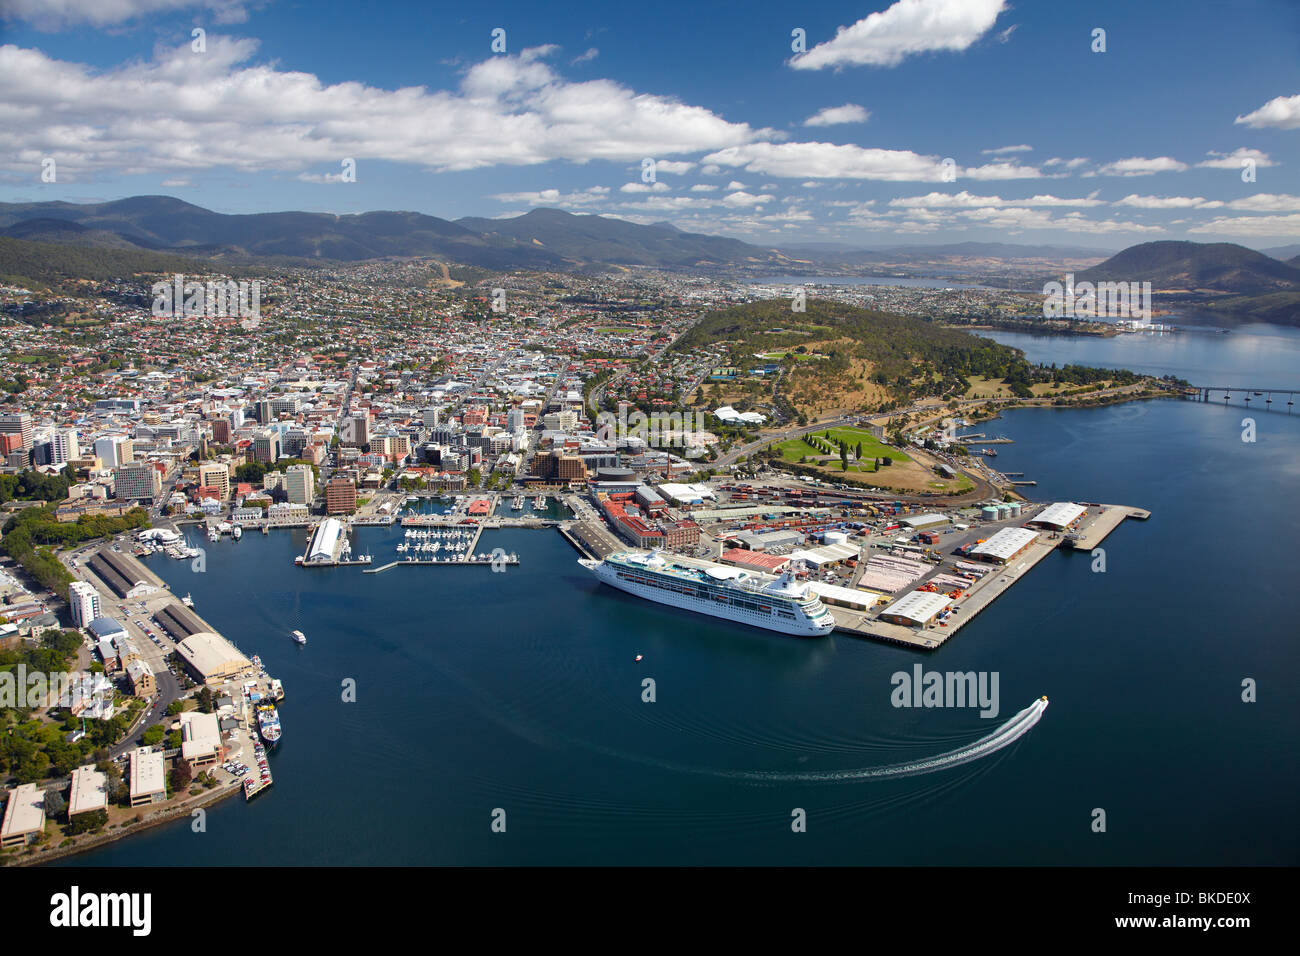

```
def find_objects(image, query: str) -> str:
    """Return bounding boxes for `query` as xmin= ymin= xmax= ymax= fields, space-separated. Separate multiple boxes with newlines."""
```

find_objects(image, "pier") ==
xmin=1066 ymin=503 xmax=1150 ymax=551
xmin=828 ymin=502 xmax=1149 ymax=650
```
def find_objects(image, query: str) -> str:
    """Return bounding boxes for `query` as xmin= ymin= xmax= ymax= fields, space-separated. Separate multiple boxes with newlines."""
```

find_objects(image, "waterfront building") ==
xmin=969 ymin=527 xmax=1039 ymax=564
xmin=880 ymin=590 xmax=953 ymax=627
xmin=68 ymin=580 xmax=101 ymax=629
xmin=325 ymin=477 xmax=357 ymax=515
xmin=1028 ymin=502 xmax=1088 ymax=531
xmin=68 ymin=765 xmax=108 ymax=820
xmin=179 ymin=711 xmax=222 ymax=769
xmin=128 ymin=748 xmax=166 ymax=807
xmin=174 ymin=630 xmax=252 ymax=685
xmin=0 ymin=784 xmax=45 ymax=847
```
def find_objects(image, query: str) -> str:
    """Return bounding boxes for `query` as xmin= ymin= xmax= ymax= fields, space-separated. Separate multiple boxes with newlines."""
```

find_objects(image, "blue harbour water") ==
xmin=65 ymin=329 xmax=1299 ymax=866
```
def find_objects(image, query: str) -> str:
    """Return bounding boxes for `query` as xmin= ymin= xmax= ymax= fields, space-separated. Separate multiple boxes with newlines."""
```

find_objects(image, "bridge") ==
xmin=1185 ymin=387 xmax=1297 ymax=410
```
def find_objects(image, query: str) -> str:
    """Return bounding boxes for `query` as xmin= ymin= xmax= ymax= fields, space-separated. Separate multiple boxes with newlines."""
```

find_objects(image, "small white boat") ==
xmin=291 ymin=630 xmax=307 ymax=646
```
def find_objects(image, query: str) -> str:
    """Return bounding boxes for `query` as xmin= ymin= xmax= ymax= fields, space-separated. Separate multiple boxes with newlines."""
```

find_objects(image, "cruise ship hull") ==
xmin=581 ymin=557 xmax=832 ymax=637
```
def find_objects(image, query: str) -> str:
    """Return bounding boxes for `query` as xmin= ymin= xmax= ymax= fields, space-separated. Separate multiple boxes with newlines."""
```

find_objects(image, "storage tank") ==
xmin=822 ymin=531 xmax=849 ymax=545
xmin=997 ymin=504 xmax=1012 ymax=519
xmin=1008 ymin=502 xmax=1022 ymax=517
xmin=981 ymin=506 xmax=999 ymax=521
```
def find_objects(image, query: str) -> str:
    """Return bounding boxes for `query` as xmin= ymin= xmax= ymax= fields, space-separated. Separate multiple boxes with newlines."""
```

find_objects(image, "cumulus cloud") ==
xmin=1190 ymin=213 xmax=1300 ymax=236
xmin=1224 ymin=193 xmax=1300 ymax=212
xmin=790 ymin=0 xmax=1008 ymax=70
xmin=703 ymin=142 xmax=947 ymax=181
xmin=1234 ymin=94 xmax=1300 ymax=130
xmin=491 ymin=186 xmax=610 ymax=206
xmin=1113 ymin=194 xmax=1222 ymax=209
xmin=963 ymin=161 xmax=1041 ymax=180
xmin=1195 ymin=147 xmax=1275 ymax=169
xmin=1094 ymin=156 xmax=1188 ymax=176
xmin=0 ymin=39 xmax=759 ymax=178
xmin=1 ymin=0 xmax=251 ymax=29
xmin=889 ymin=191 xmax=1104 ymax=209
xmin=803 ymin=104 xmax=870 ymax=127
xmin=619 ymin=181 xmax=670 ymax=193
xmin=652 ymin=160 xmax=696 ymax=174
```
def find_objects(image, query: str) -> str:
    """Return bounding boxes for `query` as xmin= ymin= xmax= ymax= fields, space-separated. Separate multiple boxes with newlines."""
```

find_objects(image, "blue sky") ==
xmin=1 ymin=0 xmax=1298 ymax=249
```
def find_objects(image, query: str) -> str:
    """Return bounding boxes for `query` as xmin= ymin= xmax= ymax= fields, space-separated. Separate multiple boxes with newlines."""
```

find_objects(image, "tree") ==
xmin=44 ymin=788 xmax=67 ymax=821
xmin=71 ymin=808 xmax=108 ymax=834
xmin=142 ymin=724 xmax=165 ymax=746
xmin=169 ymin=759 xmax=192 ymax=792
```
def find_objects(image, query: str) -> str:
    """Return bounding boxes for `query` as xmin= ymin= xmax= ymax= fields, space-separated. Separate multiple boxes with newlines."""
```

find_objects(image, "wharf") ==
xmin=830 ymin=534 xmax=1061 ymax=650
xmin=1067 ymin=504 xmax=1150 ymax=550
xmin=562 ymin=519 xmax=621 ymax=559
xmin=364 ymin=554 xmax=519 ymax=573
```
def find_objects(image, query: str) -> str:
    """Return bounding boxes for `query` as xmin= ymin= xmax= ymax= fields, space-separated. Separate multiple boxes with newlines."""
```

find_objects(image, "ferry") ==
xmin=291 ymin=629 xmax=307 ymax=645
xmin=579 ymin=550 xmax=835 ymax=637
xmin=232 ymin=525 xmax=243 ymax=540
xmin=256 ymin=702 xmax=282 ymax=748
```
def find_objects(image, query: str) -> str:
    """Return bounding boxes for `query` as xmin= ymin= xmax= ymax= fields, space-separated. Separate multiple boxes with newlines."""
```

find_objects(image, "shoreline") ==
xmin=12 ymin=777 xmax=243 ymax=868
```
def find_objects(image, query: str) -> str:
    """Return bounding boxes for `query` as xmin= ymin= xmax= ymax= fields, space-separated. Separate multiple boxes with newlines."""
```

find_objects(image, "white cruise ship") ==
xmin=579 ymin=550 xmax=835 ymax=637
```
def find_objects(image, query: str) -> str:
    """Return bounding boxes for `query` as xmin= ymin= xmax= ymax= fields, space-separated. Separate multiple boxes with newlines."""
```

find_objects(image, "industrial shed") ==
xmin=880 ymin=590 xmax=952 ymax=627
xmin=1029 ymin=502 xmax=1087 ymax=531
xmin=969 ymin=527 xmax=1039 ymax=564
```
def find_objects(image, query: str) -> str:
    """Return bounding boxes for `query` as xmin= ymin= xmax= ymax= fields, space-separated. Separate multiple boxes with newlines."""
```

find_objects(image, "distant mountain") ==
xmin=778 ymin=241 xmax=1112 ymax=261
xmin=455 ymin=208 xmax=788 ymax=269
xmin=1290 ymin=255 xmax=1300 ymax=269
xmin=1074 ymin=240 xmax=1300 ymax=294
xmin=1261 ymin=243 xmax=1300 ymax=261
xmin=0 ymin=197 xmax=796 ymax=273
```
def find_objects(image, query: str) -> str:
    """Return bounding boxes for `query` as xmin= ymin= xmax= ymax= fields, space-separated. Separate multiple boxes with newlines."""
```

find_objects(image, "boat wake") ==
xmin=582 ymin=697 xmax=1050 ymax=784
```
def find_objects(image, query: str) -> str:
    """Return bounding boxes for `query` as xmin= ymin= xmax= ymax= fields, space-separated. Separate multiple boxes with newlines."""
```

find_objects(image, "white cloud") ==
xmin=491 ymin=186 xmax=610 ymax=206
xmin=1234 ymin=94 xmax=1300 ymax=130
xmin=725 ymin=180 xmax=747 ymax=190
xmin=889 ymin=191 xmax=1104 ymax=209
xmin=570 ymin=48 xmax=599 ymax=65
xmin=963 ymin=161 xmax=1041 ymax=180
xmin=981 ymin=144 xmax=1032 ymax=155
xmin=1113 ymin=194 xmax=1223 ymax=209
xmin=1189 ymin=213 xmax=1300 ymax=237
xmin=689 ymin=184 xmax=718 ymax=192
xmin=1 ymin=0 xmax=250 ymax=29
xmin=1095 ymin=156 xmax=1188 ymax=176
xmin=803 ymin=104 xmax=870 ymax=127
xmin=653 ymin=160 xmax=696 ymax=174
xmin=721 ymin=191 xmax=774 ymax=208
xmin=1225 ymin=193 xmax=1300 ymax=212
xmin=0 ymin=39 xmax=759 ymax=178
xmin=790 ymin=0 xmax=1008 ymax=70
xmin=703 ymin=142 xmax=946 ymax=181
xmin=620 ymin=181 xmax=670 ymax=193
xmin=1195 ymin=147 xmax=1275 ymax=169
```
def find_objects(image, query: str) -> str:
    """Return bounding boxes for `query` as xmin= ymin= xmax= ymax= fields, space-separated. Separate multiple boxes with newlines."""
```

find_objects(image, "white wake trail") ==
xmin=592 ymin=698 xmax=1050 ymax=784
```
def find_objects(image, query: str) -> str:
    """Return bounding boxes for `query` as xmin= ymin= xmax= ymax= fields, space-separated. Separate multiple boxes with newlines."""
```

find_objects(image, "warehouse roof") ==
xmin=970 ymin=526 xmax=1039 ymax=562
xmin=175 ymin=631 xmax=251 ymax=682
xmin=882 ymin=590 xmax=952 ymax=626
xmin=1032 ymin=501 xmax=1087 ymax=529
xmin=902 ymin=513 xmax=949 ymax=529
